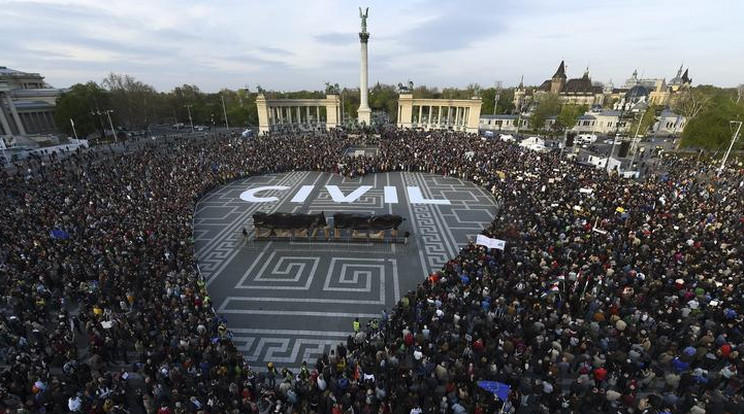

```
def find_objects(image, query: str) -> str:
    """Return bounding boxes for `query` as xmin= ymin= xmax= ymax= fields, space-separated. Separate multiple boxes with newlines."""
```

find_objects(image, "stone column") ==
xmin=306 ymin=106 xmax=310 ymax=124
xmin=324 ymin=95 xmax=340 ymax=129
xmin=465 ymin=98 xmax=483 ymax=133
xmin=255 ymin=94 xmax=270 ymax=133
xmin=357 ymin=32 xmax=371 ymax=125
xmin=397 ymin=94 xmax=414 ymax=129
xmin=0 ymin=95 xmax=12 ymax=135
xmin=316 ymin=106 xmax=320 ymax=123
xmin=418 ymin=106 xmax=423 ymax=126
xmin=6 ymin=95 xmax=26 ymax=135
xmin=38 ymin=112 xmax=47 ymax=131
xmin=27 ymin=113 xmax=35 ymax=133
xmin=48 ymin=111 xmax=57 ymax=130
xmin=29 ymin=113 xmax=38 ymax=133
xmin=297 ymin=107 xmax=302 ymax=124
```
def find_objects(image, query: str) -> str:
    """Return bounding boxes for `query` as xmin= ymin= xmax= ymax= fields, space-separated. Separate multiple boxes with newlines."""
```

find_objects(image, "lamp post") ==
xmin=70 ymin=118 xmax=79 ymax=141
xmin=104 ymin=110 xmax=116 ymax=144
xmin=628 ymin=108 xmax=650 ymax=170
xmin=184 ymin=104 xmax=195 ymax=133
xmin=90 ymin=109 xmax=117 ymax=143
xmin=221 ymin=93 xmax=229 ymax=129
xmin=493 ymin=81 xmax=502 ymax=115
xmin=718 ymin=120 xmax=743 ymax=176
xmin=514 ymin=102 xmax=523 ymax=139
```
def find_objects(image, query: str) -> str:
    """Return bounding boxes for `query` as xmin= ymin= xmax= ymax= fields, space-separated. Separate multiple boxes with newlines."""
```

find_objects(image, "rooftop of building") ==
xmin=0 ymin=66 xmax=42 ymax=77
xmin=480 ymin=114 xmax=519 ymax=120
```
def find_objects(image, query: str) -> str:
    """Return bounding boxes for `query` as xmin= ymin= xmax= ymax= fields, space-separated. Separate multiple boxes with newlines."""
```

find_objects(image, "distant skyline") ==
xmin=1 ymin=0 xmax=743 ymax=92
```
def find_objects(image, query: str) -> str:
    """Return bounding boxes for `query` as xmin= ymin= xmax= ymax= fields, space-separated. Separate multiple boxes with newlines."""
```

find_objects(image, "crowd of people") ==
xmin=0 ymin=128 xmax=742 ymax=414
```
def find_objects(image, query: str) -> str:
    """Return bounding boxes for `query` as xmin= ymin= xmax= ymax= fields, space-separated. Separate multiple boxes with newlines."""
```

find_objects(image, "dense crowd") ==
xmin=0 ymin=129 xmax=742 ymax=414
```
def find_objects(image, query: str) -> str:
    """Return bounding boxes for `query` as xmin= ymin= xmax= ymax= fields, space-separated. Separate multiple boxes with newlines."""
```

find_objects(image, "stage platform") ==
xmin=194 ymin=171 xmax=497 ymax=369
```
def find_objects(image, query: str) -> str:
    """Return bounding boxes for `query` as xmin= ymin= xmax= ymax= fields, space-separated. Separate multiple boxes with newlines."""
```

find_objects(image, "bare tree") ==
xmin=671 ymin=87 xmax=713 ymax=149
xmin=673 ymin=88 xmax=711 ymax=120
xmin=101 ymin=73 xmax=158 ymax=129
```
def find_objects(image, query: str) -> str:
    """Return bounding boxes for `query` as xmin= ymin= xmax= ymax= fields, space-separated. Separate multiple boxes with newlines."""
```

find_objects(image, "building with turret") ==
xmin=604 ymin=65 xmax=692 ymax=109
xmin=514 ymin=62 xmax=693 ymax=113
xmin=513 ymin=61 xmax=605 ymax=109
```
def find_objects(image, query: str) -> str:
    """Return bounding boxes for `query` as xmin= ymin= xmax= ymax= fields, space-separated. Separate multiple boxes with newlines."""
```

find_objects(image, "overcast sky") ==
xmin=1 ymin=0 xmax=742 ymax=92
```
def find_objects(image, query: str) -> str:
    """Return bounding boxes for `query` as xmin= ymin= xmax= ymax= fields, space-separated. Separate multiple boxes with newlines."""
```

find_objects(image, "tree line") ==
xmin=54 ymin=74 xmax=519 ymax=138
xmin=54 ymin=73 xmax=743 ymax=150
xmin=54 ymin=74 xmax=262 ymax=138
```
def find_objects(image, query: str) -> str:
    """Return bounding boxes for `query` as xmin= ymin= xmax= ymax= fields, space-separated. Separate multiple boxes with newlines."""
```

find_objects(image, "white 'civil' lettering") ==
xmin=383 ymin=186 xmax=398 ymax=204
xmin=406 ymin=186 xmax=451 ymax=205
xmin=325 ymin=185 xmax=373 ymax=203
xmin=239 ymin=186 xmax=289 ymax=202
xmin=239 ymin=185 xmax=451 ymax=205
xmin=290 ymin=186 xmax=315 ymax=203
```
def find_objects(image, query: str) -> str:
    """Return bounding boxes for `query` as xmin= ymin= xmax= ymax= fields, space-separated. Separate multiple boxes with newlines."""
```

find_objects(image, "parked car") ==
xmin=500 ymin=134 xmax=516 ymax=143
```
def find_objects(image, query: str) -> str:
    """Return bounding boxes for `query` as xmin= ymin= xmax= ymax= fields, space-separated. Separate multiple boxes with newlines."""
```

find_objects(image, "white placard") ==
xmin=476 ymin=234 xmax=506 ymax=250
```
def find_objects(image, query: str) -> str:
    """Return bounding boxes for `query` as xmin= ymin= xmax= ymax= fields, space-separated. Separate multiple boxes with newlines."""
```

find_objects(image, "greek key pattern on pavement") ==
xmin=195 ymin=172 xmax=309 ymax=281
xmin=194 ymin=172 xmax=496 ymax=369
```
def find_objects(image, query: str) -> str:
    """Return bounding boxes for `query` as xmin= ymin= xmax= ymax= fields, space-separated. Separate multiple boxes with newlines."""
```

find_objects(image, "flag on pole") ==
xmin=476 ymin=234 xmax=506 ymax=250
xmin=477 ymin=381 xmax=511 ymax=401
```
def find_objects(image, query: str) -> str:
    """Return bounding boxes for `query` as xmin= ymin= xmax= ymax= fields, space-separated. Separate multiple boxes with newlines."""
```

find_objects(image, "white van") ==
xmin=576 ymin=134 xmax=597 ymax=144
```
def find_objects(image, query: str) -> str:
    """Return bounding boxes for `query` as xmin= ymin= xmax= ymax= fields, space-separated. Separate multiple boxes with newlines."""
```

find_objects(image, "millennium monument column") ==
xmin=357 ymin=7 xmax=371 ymax=125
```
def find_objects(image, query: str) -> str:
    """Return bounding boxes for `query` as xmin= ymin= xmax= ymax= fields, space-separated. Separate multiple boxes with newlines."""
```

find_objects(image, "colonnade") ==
xmin=396 ymin=93 xmax=482 ymax=133
xmin=256 ymin=94 xmax=341 ymax=133
xmin=402 ymin=105 xmax=471 ymax=128
xmin=17 ymin=111 xmax=56 ymax=134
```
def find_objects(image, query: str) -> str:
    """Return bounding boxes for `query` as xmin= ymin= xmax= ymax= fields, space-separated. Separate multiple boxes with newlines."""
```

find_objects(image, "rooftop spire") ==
xmin=681 ymin=68 xmax=691 ymax=83
xmin=553 ymin=60 xmax=566 ymax=79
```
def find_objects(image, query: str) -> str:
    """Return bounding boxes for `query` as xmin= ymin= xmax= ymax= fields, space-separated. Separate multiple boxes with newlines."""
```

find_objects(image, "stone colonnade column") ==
xmin=6 ymin=95 xmax=26 ymax=135
xmin=0 ymin=93 xmax=12 ymax=135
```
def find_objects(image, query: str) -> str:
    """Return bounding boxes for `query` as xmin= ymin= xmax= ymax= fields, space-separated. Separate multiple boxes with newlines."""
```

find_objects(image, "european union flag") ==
xmin=477 ymin=381 xmax=510 ymax=402
xmin=50 ymin=229 xmax=70 ymax=240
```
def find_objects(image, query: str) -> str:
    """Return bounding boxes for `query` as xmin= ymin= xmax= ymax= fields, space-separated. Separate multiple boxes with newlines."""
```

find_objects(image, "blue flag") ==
xmin=477 ymin=381 xmax=510 ymax=402
xmin=50 ymin=229 xmax=70 ymax=240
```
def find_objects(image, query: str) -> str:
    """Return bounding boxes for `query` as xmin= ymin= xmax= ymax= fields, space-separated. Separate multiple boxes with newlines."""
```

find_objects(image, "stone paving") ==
xmin=194 ymin=171 xmax=497 ymax=369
